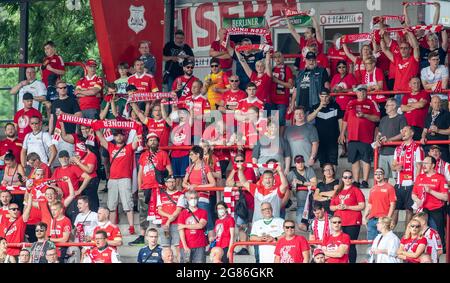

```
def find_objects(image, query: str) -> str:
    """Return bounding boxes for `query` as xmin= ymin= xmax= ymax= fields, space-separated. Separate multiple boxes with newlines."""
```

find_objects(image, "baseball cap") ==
xmin=146 ymin=132 xmax=159 ymax=140
xmin=305 ymin=52 xmax=316 ymax=60
xmin=86 ymin=59 xmax=98 ymax=67
xmin=294 ymin=155 xmax=305 ymax=164
xmin=183 ymin=59 xmax=195 ymax=67
xmin=320 ymin=89 xmax=330 ymax=96
xmin=313 ymin=248 xmax=325 ymax=257
xmin=58 ymin=150 xmax=70 ymax=158
xmin=164 ymin=175 xmax=176 ymax=182
xmin=23 ymin=92 xmax=34 ymax=101
xmin=429 ymin=145 xmax=441 ymax=151
xmin=354 ymin=84 xmax=368 ymax=92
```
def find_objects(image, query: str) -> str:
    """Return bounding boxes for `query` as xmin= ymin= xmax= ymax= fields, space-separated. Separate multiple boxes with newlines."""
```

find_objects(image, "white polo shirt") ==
xmin=22 ymin=131 xmax=53 ymax=164
xmin=17 ymin=80 xmax=47 ymax=110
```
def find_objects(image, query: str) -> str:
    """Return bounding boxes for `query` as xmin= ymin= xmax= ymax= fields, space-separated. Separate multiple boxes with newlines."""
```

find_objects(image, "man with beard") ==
xmin=172 ymin=60 xmax=198 ymax=103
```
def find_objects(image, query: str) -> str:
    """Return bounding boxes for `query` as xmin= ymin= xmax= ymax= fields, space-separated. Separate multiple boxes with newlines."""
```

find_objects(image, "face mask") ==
xmin=188 ymin=199 xmax=197 ymax=207
xmin=217 ymin=209 xmax=226 ymax=218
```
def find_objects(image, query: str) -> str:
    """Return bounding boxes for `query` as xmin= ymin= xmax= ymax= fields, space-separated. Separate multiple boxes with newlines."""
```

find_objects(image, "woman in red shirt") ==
xmin=330 ymin=170 xmax=365 ymax=263
xmin=397 ymin=218 xmax=431 ymax=263
xmin=343 ymin=43 xmax=374 ymax=84
xmin=330 ymin=60 xmax=357 ymax=112
xmin=213 ymin=201 xmax=235 ymax=263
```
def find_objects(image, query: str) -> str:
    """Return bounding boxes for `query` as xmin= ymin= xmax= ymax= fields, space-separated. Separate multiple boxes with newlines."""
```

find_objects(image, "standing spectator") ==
xmin=100 ymin=83 xmax=127 ymax=120
xmin=307 ymin=89 xmax=343 ymax=167
xmin=163 ymin=30 xmax=194 ymax=91
xmin=427 ymin=145 xmax=450 ymax=179
xmin=0 ymin=123 xmax=22 ymax=181
xmin=14 ymin=93 xmax=42 ymax=142
xmin=330 ymin=60 xmax=357 ymax=112
xmin=413 ymin=212 xmax=443 ymax=263
xmin=172 ymin=59 xmax=198 ymax=103
xmin=128 ymin=59 xmax=159 ymax=116
xmin=286 ymin=14 xmax=324 ymax=58
xmin=213 ymin=201 xmax=235 ymax=263
xmin=376 ymin=98 xmax=408 ymax=180
xmin=209 ymin=28 xmax=234 ymax=76
xmin=322 ymin=215 xmax=351 ymax=263
xmin=421 ymin=96 xmax=450 ymax=162
xmin=26 ymin=153 xmax=51 ymax=179
xmin=114 ymin=62 xmax=130 ymax=95
xmin=330 ymin=170 xmax=365 ymax=263
xmin=309 ymin=202 xmax=332 ymax=243
xmin=21 ymin=116 xmax=57 ymax=168
xmin=313 ymin=164 xmax=339 ymax=214
xmin=137 ymin=228 xmax=163 ymax=263
xmin=93 ymin=207 xmax=123 ymax=249
xmin=292 ymin=52 xmax=330 ymax=112
xmin=250 ymin=202 xmax=284 ymax=263
xmin=1 ymin=152 xmax=25 ymax=187
xmin=274 ymin=219 xmax=310 ymax=263
xmin=49 ymin=202 xmax=72 ymax=261
xmin=178 ymin=190 xmax=208 ymax=263
xmin=339 ymin=85 xmax=380 ymax=188
xmin=82 ymin=230 xmax=121 ymax=263
xmin=400 ymin=77 xmax=430 ymax=140
xmin=287 ymin=155 xmax=317 ymax=231
xmin=360 ymin=56 xmax=387 ymax=115
xmin=236 ymin=49 xmax=272 ymax=106
xmin=368 ymin=217 xmax=401 ymax=263
xmin=342 ymin=43 xmax=373 ymax=84
xmin=0 ymin=191 xmax=12 ymax=221
xmin=362 ymin=168 xmax=396 ymax=241
xmin=412 ymin=156 xmax=448 ymax=250
xmin=203 ymin=58 xmax=230 ymax=109
xmin=74 ymin=59 xmax=103 ymax=119
xmin=421 ymin=51 xmax=449 ymax=111
xmin=418 ymin=32 xmax=448 ymax=70
xmin=49 ymin=80 xmax=82 ymax=135
xmin=327 ymin=34 xmax=352 ymax=78
xmin=30 ymin=222 xmax=56 ymax=263
xmin=73 ymin=196 xmax=98 ymax=243
xmin=284 ymin=106 xmax=319 ymax=168
xmin=131 ymin=102 xmax=171 ymax=147
xmin=391 ymin=126 xmax=424 ymax=228
xmin=137 ymin=40 xmax=156 ymax=75
xmin=41 ymin=41 xmax=65 ymax=87
xmin=297 ymin=43 xmax=330 ymax=74
xmin=234 ymin=83 xmax=264 ymax=121
xmin=162 ymin=247 xmax=175 ymax=263
xmin=218 ymin=75 xmax=246 ymax=112
xmin=10 ymin=67 xmax=46 ymax=111
xmin=397 ymin=219 xmax=431 ymax=263
xmin=95 ymin=128 xmax=138 ymax=234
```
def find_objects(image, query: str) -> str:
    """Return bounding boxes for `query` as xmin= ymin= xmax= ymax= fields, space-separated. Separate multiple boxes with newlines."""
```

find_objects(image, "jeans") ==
xmin=342 ymin=225 xmax=361 ymax=263
xmin=198 ymin=201 xmax=214 ymax=232
xmin=180 ymin=247 xmax=206 ymax=263
xmin=296 ymin=191 xmax=308 ymax=224
xmin=266 ymin=103 xmax=288 ymax=126
xmin=367 ymin=218 xmax=379 ymax=241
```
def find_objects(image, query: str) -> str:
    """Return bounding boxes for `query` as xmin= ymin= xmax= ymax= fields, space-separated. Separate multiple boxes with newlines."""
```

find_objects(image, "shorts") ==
xmin=157 ymin=224 xmax=180 ymax=247
xmin=317 ymin=139 xmax=338 ymax=166
xmin=348 ymin=141 xmax=373 ymax=164
xmin=394 ymin=184 xmax=414 ymax=210
xmin=107 ymin=178 xmax=133 ymax=212
xmin=81 ymin=108 xmax=99 ymax=119
xmin=171 ymin=155 xmax=190 ymax=178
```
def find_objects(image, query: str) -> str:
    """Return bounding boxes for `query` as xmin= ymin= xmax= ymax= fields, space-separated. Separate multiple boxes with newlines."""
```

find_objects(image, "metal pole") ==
xmin=17 ymin=0 xmax=29 ymax=113
xmin=169 ymin=0 xmax=175 ymax=42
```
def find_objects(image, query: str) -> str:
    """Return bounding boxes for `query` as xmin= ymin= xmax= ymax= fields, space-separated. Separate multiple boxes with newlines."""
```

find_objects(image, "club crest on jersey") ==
xmin=128 ymin=5 xmax=147 ymax=34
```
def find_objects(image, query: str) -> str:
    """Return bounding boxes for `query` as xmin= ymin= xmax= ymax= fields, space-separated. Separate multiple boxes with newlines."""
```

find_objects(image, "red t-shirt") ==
xmin=93 ymin=222 xmax=122 ymax=245
xmin=299 ymin=37 xmax=323 ymax=57
xmin=172 ymin=75 xmax=198 ymax=100
xmin=178 ymin=208 xmax=208 ymax=249
xmin=368 ymin=183 xmax=397 ymax=219
xmin=393 ymin=55 xmax=419 ymax=91
xmin=250 ymin=72 xmax=272 ymax=104
xmin=52 ymin=165 xmax=82 ymax=198
xmin=330 ymin=74 xmax=357 ymax=111
xmin=401 ymin=91 xmax=430 ymax=128
xmin=41 ymin=54 xmax=65 ymax=87
xmin=186 ymin=164 xmax=212 ymax=202
xmin=237 ymin=97 xmax=264 ymax=114
xmin=0 ymin=138 xmax=22 ymax=170
xmin=128 ymin=73 xmax=159 ymax=93
xmin=107 ymin=143 xmax=135 ymax=179
xmin=50 ymin=216 xmax=72 ymax=256
xmin=170 ymin=121 xmax=191 ymax=158
xmin=210 ymin=40 xmax=235 ymax=71
xmin=400 ymin=236 xmax=428 ymax=263
xmin=139 ymin=150 xmax=170 ymax=189
xmin=330 ymin=186 xmax=365 ymax=226
xmin=14 ymin=108 xmax=42 ymax=141
xmin=328 ymin=45 xmax=352 ymax=78
xmin=344 ymin=99 xmax=380 ymax=143
xmin=189 ymin=95 xmax=211 ymax=117
xmin=28 ymin=163 xmax=51 ymax=179
xmin=75 ymin=75 xmax=103 ymax=110
xmin=274 ymin=235 xmax=310 ymax=263
xmin=0 ymin=216 xmax=27 ymax=256
xmin=324 ymin=232 xmax=351 ymax=263
xmin=79 ymin=151 xmax=98 ymax=179
xmin=85 ymin=246 xmax=117 ymax=263
xmin=222 ymin=89 xmax=247 ymax=109
xmin=413 ymin=173 xmax=448 ymax=211
xmin=271 ymin=64 xmax=293 ymax=105
xmin=214 ymin=215 xmax=235 ymax=249
xmin=156 ymin=190 xmax=185 ymax=225
xmin=385 ymin=40 xmax=400 ymax=79
xmin=361 ymin=68 xmax=388 ymax=103
xmin=146 ymin=118 xmax=170 ymax=147
xmin=353 ymin=57 xmax=365 ymax=84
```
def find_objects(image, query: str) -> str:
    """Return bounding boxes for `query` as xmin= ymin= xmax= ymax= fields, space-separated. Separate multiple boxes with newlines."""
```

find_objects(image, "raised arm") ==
xmin=130 ymin=102 xmax=148 ymax=124
xmin=59 ymin=122 xmax=75 ymax=144
xmin=311 ymin=15 xmax=323 ymax=44
xmin=342 ymin=44 xmax=357 ymax=63
xmin=380 ymin=31 xmax=394 ymax=62
xmin=99 ymin=101 xmax=111 ymax=120
xmin=406 ymin=31 xmax=420 ymax=61
xmin=265 ymin=52 xmax=272 ymax=77
xmin=286 ymin=16 xmax=301 ymax=44
xmin=95 ymin=129 xmax=109 ymax=149
xmin=235 ymin=50 xmax=253 ymax=79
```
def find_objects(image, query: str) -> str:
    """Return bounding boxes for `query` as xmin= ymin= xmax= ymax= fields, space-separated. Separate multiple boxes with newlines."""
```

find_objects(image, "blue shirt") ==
xmin=137 ymin=245 xmax=163 ymax=263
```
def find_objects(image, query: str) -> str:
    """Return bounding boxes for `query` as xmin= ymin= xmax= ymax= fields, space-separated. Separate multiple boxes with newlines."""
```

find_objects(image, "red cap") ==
xmin=86 ymin=59 xmax=98 ymax=67
xmin=313 ymin=248 xmax=324 ymax=257
xmin=146 ymin=132 xmax=158 ymax=140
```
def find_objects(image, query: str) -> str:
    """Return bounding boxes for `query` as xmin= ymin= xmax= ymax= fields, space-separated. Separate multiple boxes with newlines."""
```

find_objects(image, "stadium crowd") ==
xmin=0 ymin=1 xmax=449 ymax=263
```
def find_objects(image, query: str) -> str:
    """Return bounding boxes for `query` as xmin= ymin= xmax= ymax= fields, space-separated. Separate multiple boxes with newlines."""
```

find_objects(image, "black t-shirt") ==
xmin=163 ymin=41 xmax=194 ymax=79
xmin=419 ymin=47 xmax=446 ymax=69
xmin=233 ymin=51 xmax=264 ymax=90
xmin=296 ymin=67 xmax=329 ymax=111
xmin=311 ymin=101 xmax=343 ymax=140
xmin=424 ymin=110 xmax=450 ymax=141
xmin=315 ymin=179 xmax=339 ymax=214
xmin=51 ymin=96 xmax=81 ymax=134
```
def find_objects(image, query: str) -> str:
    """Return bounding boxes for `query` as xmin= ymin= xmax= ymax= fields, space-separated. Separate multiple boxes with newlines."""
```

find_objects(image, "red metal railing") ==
xmin=159 ymin=145 xmax=250 ymax=151
xmin=7 ymin=242 xmax=95 ymax=248
xmin=0 ymin=62 xmax=87 ymax=74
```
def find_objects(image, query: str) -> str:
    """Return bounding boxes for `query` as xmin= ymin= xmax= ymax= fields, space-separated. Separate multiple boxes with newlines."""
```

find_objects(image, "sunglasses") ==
xmin=185 ymin=66 xmax=194 ymax=69
xmin=211 ymin=65 xmax=219 ymax=68
xmin=57 ymin=86 xmax=67 ymax=89
xmin=230 ymin=80 xmax=240 ymax=82
xmin=410 ymin=225 xmax=421 ymax=229
xmin=235 ymin=160 xmax=244 ymax=163
xmin=337 ymin=66 xmax=346 ymax=69
xmin=342 ymin=176 xmax=353 ymax=180
xmin=284 ymin=226 xmax=295 ymax=229
xmin=9 ymin=207 xmax=19 ymax=211
xmin=332 ymin=221 xmax=342 ymax=224
xmin=35 ymin=229 xmax=45 ymax=232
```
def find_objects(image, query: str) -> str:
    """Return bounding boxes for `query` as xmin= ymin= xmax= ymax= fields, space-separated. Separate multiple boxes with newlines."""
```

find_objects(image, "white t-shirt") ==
xmin=420 ymin=65 xmax=449 ymax=100
xmin=369 ymin=231 xmax=401 ymax=263
xmin=250 ymin=217 xmax=284 ymax=263
xmin=74 ymin=211 xmax=99 ymax=242
xmin=17 ymin=80 xmax=47 ymax=110
xmin=22 ymin=131 xmax=53 ymax=164
xmin=423 ymin=227 xmax=443 ymax=263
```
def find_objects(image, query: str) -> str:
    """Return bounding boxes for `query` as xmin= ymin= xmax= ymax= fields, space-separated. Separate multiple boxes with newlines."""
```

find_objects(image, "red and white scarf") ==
xmin=148 ymin=188 xmax=162 ymax=225
xmin=127 ymin=92 xmax=176 ymax=103
xmin=371 ymin=15 xmax=405 ymax=29
xmin=313 ymin=212 xmax=330 ymax=243
xmin=395 ymin=141 xmax=421 ymax=182
xmin=373 ymin=24 xmax=444 ymax=41
xmin=232 ymin=162 xmax=279 ymax=170
xmin=235 ymin=44 xmax=273 ymax=53
xmin=403 ymin=1 xmax=435 ymax=6
xmin=336 ymin=33 xmax=372 ymax=49
xmin=222 ymin=27 xmax=273 ymax=48
xmin=282 ymin=8 xmax=315 ymax=17
xmin=53 ymin=114 xmax=94 ymax=144
xmin=223 ymin=187 xmax=239 ymax=218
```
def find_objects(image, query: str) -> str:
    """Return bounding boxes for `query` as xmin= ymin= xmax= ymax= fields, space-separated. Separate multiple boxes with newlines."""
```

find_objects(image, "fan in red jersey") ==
xmin=323 ymin=215 xmax=351 ymax=263
xmin=130 ymin=102 xmax=171 ymax=147
xmin=41 ymin=41 xmax=65 ymax=87
xmin=82 ymin=230 xmax=121 ymax=263
xmin=397 ymin=218 xmax=431 ymax=263
xmin=49 ymin=202 xmax=72 ymax=259
xmin=218 ymin=75 xmax=246 ymax=112
xmin=413 ymin=212 xmax=443 ymax=263
xmin=274 ymin=219 xmax=310 ymax=263
xmin=75 ymin=59 xmax=103 ymax=119
xmin=93 ymin=207 xmax=123 ymax=249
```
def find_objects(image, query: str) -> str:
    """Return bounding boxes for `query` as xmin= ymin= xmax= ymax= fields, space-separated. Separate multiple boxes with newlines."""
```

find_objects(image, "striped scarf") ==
xmin=313 ymin=212 xmax=330 ymax=243
xmin=223 ymin=187 xmax=239 ymax=218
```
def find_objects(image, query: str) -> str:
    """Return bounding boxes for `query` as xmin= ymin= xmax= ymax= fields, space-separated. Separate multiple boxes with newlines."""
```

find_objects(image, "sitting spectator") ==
xmin=420 ymin=50 xmax=449 ymax=110
xmin=330 ymin=60 xmax=357 ymax=112
xmin=203 ymin=58 xmax=230 ymax=110
xmin=0 ymin=237 xmax=14 ymax=263
xmin=137 ymin=228 xmax=163 ymax=263
xmin=75 ymin=59 xmax=103 ymax=119
xmin=209 ymin=28 xmax=234 ymax=76
xmin=330 ymin=170 xmax=365 ymax=263
xmin=322 ymin=215 xmax=351 ymax=263
xmin=178 ymin=190 xmax=208 ymax=263
xmin=363 ymin=168 xmax=396 ymax=241
xmin=82 ymin=230 xmax=121 ymax=263
xmin=18 ymin=249 xmax=30 ymax=263
xmin=0 ymin=191 xmax=12 ymax=221
xmin=26 ymin=152 xmax=51 ymax=179
xmin=210 ymin=246 xmax=224 ymax=263
xmin=45 ymin=248 xmax=59 ymax=263
xmin=287 ymin=155 xmax=317 ymax=231
xmin=313 ymin=164 xmax=339 ymax=214
xmin=10 ymin=67 xmax=46 ymax=112
xmin=339 ymin=85 xmax=380 ymax=188
xmin=274 ymin=219 xmax=310 ymax=263
xmin=249 ymin=202 xmax=284 ymax=263
xmin=413 ymin=212 xmax=443 ymax=263
xmin=30 ymin=222 xmax=56 ymax=263
xmin=368 ymin=216 xmax=401 ymax=263
xmin=162 ymin=247 xmax=175 ymax=263
xmin=41 ymin=41 xmax=65 ymax=87
xmin=14 ymin=93 xmax=43 ymax=142
xmin=137 ymin=40 xmax=156 ymax=75
xmin=1 ymin=152 xmax=25 ymax=187
xmin=0 ymin=123 xmax=22 ymax=182
xmin=397 ymin=219 xmax=431 ymax=263
xmin=400 ymin=77 xmax=430 ymax=140
xmin=213 ymin=201 xmax=235 ymax=263
xmin=309 ymin=202 xmax=332 ymax=244
xmin=93 ymin=207 xmax=123 ymax=249
xmin=312 ymin=248 xmax=326 ymax=263
xmin=73 ymin=196 xmax=98 ymax=243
